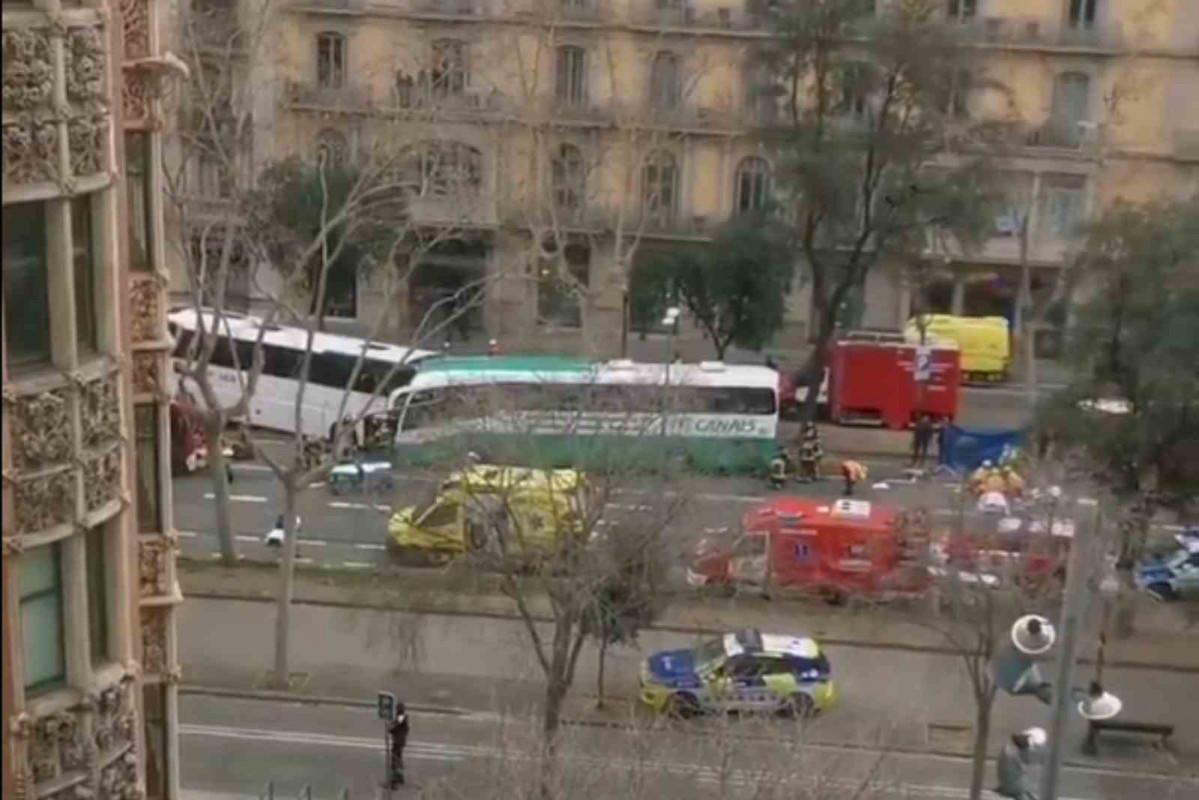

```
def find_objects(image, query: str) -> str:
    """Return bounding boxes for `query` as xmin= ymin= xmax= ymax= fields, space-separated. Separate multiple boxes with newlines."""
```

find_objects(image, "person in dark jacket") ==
xmin=388 ymin=702 xmax=410 ymax=788
xmin=911 ymin=414 xmax=933 ymax=467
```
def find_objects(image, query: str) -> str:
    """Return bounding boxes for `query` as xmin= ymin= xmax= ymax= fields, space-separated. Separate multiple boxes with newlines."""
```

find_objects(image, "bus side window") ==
xmin=172 ymin=328 xmax=195 ymax=359
xmin=234 ymin=339 xmax=256 ymax=371
xmin=209 ymin=336 xmax=236 ymax=369
xmin=263 ymin=344 xmax=299 ymax=379
xmin=309 ymin=353 xmax=355 ymax=389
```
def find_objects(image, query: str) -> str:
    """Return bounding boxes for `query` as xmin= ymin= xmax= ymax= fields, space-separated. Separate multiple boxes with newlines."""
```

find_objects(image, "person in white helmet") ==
xmin=995 ymin=727 xmax=1045 ymax=799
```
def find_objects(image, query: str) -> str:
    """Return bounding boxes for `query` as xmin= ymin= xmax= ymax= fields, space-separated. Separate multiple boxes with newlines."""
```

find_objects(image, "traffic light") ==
xmin=377 ymin=691 xmax=397 ymax=722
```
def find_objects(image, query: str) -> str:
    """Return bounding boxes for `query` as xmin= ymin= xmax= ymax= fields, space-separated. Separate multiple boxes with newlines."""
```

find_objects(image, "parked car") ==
xmin=639 ymin=628 xmax=835 ymax=719
xmin=1135 ymin=531 xmax=1199 ymax=602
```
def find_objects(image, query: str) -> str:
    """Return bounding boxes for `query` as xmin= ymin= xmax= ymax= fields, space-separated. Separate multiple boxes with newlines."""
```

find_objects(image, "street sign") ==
xmin=915 ymin=346 xmax=932 ymax=381
xmin=377 ymin=691 xmax=397 ymax=722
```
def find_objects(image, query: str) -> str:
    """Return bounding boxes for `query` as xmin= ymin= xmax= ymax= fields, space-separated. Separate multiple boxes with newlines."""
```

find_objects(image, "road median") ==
xmin=179 ymin=558 xmax=1199 ymax=673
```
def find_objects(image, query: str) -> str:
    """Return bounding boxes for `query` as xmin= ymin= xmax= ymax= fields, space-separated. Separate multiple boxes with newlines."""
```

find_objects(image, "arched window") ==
xmin=642 ymin=150 xmax=678 ymax=224
xmin=552 ymin=143 xmax=585 ymax=215
xmin=404 ymin=141 xmax=483 ymax=196
xmin=555 ymin=46 xmax=588 ymax=108
xmin=316 ymin=32 xmax=346 ymax=89
xmin=316 ymin=129 xmax=348 ymax=168
xmin=649 ymin=51 xmax=681 ymax=109
xmin=430 ymin=39 xmax=469 ymax=99
xmin=734 ymin=156 xmax=771 ymax=214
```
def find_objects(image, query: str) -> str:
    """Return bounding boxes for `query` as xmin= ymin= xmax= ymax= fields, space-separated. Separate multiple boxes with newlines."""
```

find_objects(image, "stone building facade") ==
xmin=170 ymin=0 xmax=1197 ymax=363
xmin=2 ymin=2 xmax=181 ymax=800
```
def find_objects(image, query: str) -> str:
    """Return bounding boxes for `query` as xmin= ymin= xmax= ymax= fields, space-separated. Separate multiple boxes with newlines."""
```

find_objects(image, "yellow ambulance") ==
xmin=905 ymin=315 xmax=1011 ymax=383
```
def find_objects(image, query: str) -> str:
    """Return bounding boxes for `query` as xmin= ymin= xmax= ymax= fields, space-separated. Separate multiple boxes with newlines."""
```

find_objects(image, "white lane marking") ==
xmin=176 ymin=724 xmax=1106 ymax=798
xmin=295 ymin=557 xmax=314 ymax=565
xmin=355 ymin=543 xmax=386 ymax=551
xmin=231 ymin=464 xmax=273 ymax=473
xmin=329 ymin=501 xmax=390 ymax=511
xmin=310 ymin=482 xmax=325 ymax=489
xmin=177 ymin=530 xmax=198 ymax=538
xmin=342 ymin=561 xmax=374 ymax=568
xmin=234 ymin=535 xmax=259 ymax=543
xmin=297 ymin=539 xmax=326 ymax=547
xmin=203 ymin=493 xmax=268 ymax=504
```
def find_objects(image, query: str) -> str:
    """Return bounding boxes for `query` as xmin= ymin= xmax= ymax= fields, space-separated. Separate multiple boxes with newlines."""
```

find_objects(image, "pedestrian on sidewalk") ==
xmin=995 ymin=727 xmax=1045 ymax=799
xmin=910 ymin=413 xmax=932 ymax=468
xmin=388 ymin=702 xmax=410 ymax=788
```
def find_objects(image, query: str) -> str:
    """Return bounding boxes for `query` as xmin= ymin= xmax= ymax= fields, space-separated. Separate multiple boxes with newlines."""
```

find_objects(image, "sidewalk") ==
xmin=178 ymin=592 xmax=1199 ymax=782
xmin=179 ymin=560 xmax=1199 ymax=673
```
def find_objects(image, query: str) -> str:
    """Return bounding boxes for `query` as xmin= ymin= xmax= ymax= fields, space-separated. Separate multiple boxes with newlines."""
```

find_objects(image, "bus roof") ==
xmin=391 ymin=358 xmax=778 ymax=403
xmin=168 ymin=308 xmax=436 ymax=364
xmin=418 ymin=355 xmax=593 ymax=374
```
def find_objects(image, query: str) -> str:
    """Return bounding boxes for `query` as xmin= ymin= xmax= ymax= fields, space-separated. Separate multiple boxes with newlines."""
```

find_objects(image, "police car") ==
xmin=1135 ymin=531 xmax=1199 ymax=602
xmin=639 ymin=628 xmax=834 ymax=718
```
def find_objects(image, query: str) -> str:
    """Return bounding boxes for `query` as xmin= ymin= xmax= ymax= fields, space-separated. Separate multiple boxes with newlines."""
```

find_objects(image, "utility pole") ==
xmin=1039 ymin=497 xmax=1101 ymax=799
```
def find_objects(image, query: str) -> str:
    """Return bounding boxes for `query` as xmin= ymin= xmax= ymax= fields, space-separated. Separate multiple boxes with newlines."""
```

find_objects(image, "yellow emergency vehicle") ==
xmin=386 ymin=464 xmax=590 ymax=563
xmin=905 ymin=315 xmax=1011 ymax=383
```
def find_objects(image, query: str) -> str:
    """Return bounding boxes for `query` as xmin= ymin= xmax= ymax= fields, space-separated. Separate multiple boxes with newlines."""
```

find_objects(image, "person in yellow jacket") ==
xmin=1002 ymin=467 xmax=1025 ymax=497
xmin=970 ymin=460 xmax=994 ymax=495
xmin=841 ymin=460 xmax=867 ymax=497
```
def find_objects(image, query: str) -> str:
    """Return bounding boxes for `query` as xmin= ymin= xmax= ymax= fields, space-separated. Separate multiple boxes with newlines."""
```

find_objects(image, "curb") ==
xmin=181 ymin=590 xmax=1199 ymax=675
xmin=178 ymin=684 xmax=473 ymax=717
xmin=177 ymin=684 xmax=1187 ymax=781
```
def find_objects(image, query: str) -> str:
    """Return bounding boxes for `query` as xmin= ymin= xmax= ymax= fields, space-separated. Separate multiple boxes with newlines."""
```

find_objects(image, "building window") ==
xmin=408 ymin=141 xmax=483 ymax=196
xmin=746 ymin=64 xmax=778 ymax=124
xmin=87 ymin=526 xmax=110 ymax=665
xmin=1038 ymin=175 xmax=1086 ymax=238
xmin=126 ymin=132 xmax=153 ymax=271
xmin=946 ymin=0 xmax=976 ymax=22
xmin=431 ymin=39 xmax=468 ymax=99
xmin=72 ymin=195 xmax=99 ymax=353
xmin=316 ymin=129 xmax=349 ymax=169
xmin=1068 ymin=0 xmax=1098 ymax=27
xmin=20 ymin=543 xmax=65 ymax=693
xmin=325 ymin=270 xmax=358 ymax=319
xmin=839 ymin=63 xmax=869 ymax=119
xmin=3 ymin=202 xmax=51 ymax=368
xmin=642 ymin=150 xmax=678 ymax=224
xmin=552 ymin=143 xmax=585 ymax=216
xmin=316 ymin=32 xmax=346 ymax=89
xmin=538 ymin=244 xmax=589 ymax=328
xmin=649 ymin=51 xmax=681 ymax=109
xmin=555 ymin=46 xmax=588 ymax=108
xmin=195 ymin=151 xmax=233 ymax=198
xmin=1048 ymin=72 xmax=1090 ymax=146
xmin=735 ymin=156 xmax=772 ymax=214
xmin=135 ymin=404 xmax=163 ymax=531
xmin=945 ymin=68 xmax=971 ymax=119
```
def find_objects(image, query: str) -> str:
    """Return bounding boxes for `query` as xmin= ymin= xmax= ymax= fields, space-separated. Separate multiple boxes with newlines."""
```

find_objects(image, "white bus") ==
xmin=382 ymin=356 xmax=779 ymax=473
xmin=167 ymin=308 xmax=436 ymax=438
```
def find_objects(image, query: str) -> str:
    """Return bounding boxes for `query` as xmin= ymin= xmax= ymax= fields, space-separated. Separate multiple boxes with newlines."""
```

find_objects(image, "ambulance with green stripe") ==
xmin=639 ymin=628 xmax=835 ymax=718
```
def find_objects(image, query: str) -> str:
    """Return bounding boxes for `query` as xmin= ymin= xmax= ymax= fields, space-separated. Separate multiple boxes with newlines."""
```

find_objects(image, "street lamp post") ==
xmin=661 ymin=307 xmax=680 ymax=438
xmin=1039 ymin=497 xmax=1101 ymax=799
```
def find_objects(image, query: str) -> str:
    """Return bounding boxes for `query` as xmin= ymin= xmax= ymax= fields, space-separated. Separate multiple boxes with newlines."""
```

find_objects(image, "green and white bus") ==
xmin=383 ymin=356 xmax=779 ymax=473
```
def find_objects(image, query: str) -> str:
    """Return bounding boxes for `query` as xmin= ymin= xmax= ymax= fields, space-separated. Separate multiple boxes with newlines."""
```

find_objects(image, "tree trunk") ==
xmin=539 ymin=678 xmax=569 ymax=800
xmin=1024 ymin=328 xmax=1038 ymax=409
xmin=968 ymin=694 xmax=993 ymax=800
xmin=204 ymin=421 xmax=239 ymax=566
xmin=595 ymin=640 xmax=608 ymax=710
xmin=271 ymin=483 xmax=301 ymax=689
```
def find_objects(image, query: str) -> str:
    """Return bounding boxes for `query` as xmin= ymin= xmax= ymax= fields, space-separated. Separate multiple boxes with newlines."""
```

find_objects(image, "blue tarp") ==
xmin=941 ymin=425 xmax=1026 ymax=472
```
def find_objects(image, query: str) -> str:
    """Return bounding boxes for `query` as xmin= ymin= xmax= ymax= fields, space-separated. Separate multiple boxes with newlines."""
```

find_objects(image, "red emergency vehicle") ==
xmin=828 ymin=338 xmax=961 ymax=429
xmin=940 ymin=512 xmax=1072 ymax=590
xmin=687 ymin=497 xmax=931 ymax=602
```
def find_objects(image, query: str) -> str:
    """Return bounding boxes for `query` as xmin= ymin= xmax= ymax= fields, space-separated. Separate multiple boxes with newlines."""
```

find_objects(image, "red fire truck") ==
xmin=827 ymin=337 xmax=961 ymax=429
